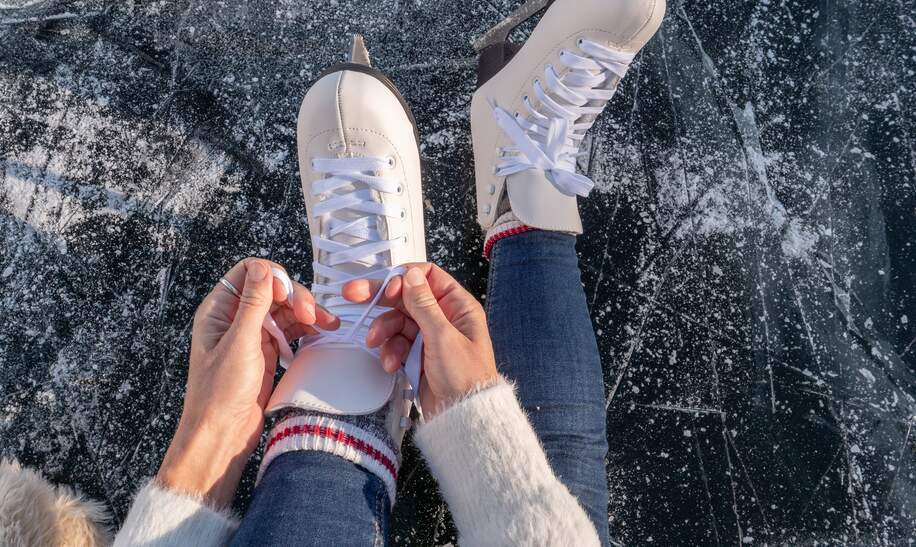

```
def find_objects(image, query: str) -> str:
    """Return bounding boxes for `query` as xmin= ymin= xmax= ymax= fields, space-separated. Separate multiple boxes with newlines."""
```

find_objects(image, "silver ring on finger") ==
xmin=219 ymin=277 xmax=241 ymax=298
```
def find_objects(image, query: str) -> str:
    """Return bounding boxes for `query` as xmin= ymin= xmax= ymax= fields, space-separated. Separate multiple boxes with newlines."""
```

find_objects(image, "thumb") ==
xmin=233 ymin=260 xmax=273 ymax=334
xmin=402 ymin=267 xmax=452 ymax=336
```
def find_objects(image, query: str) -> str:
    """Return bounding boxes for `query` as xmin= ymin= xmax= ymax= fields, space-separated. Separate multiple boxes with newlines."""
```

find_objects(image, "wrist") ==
xmin=157 ymin=419 xmax=251 ymax=509
xmin=427 ymin=372 xmax=501 ymax=419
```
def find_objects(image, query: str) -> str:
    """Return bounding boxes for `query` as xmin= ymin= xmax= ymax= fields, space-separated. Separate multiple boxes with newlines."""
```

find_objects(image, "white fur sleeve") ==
xmin=113 ymin=480 xmax=238 ymax=547
xmin=413 ymin=378 xmax=600 ymax=547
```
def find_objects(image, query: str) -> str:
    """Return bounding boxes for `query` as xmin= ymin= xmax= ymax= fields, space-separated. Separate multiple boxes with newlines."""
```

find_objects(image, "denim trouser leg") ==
xmin=486 ymin=230 xmax=611 ymax=545
xmin=230 ymin=451 xmax=390 ymax=547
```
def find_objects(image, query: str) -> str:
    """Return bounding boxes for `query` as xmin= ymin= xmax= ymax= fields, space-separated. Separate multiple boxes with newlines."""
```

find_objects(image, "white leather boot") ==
xmin=472 ymin=0 xmax=665 ymax=236
xmin=262 ymin=37 xmax=425 ymax=503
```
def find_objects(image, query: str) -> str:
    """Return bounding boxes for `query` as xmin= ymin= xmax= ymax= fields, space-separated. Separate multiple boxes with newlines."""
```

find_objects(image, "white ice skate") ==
xmin=472 ymin=0 xmax=666 ymax=233
xmin=266 ymin=36 xmax=426 ymax=450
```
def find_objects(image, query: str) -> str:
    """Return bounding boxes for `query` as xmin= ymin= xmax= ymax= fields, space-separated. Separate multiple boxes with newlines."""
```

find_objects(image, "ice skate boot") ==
xmin=472 ymin=0 xmax=665 ymax=239
xmin=262 ymin=36 xmax=426 ymax=504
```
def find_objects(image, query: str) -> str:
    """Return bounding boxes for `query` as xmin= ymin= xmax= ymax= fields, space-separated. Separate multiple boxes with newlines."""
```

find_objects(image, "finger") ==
xmin=232 ymin=260 xmax=275 ymax=333
xmin=289 ymin=282 xmax=317 ymax=325
xmin=384 ymin=275 xmax=404 ymax=302
xmin=380 ymin=334 xmax=412 ymax=374
xmin=223 ymin=258 xmax=294 ymax=305
xmin=229 ymin=258 xmax=339 ymax=325
xmin=271 ymin=270 xmax=294 ymax=304
xmin=316 ymin=305 xmax=340 ymax=330
xmin=284 ymin=322 xmax=316 ymax=342
xmin=340 ymin=267 xmax=419 ymax=310
xmin=410 ymin=262 xmax=464 ymax=302
xmin=269 ymin=305 xmax=304 ymax=332
xmin=401 ymin=266 xmax=452 ymax=335
xmin=342 ymin=263 xmax=463 ymax=310
xmin=271 ymin=298 xmax=338 ymax=342
xmin=366 ymin=309 xmax=419 ymax=348
xmin=273 ymin=300 xmax=339 ymax=334
xmin=409 ymin=263 xmax=487 ymax=339
xmin=341 ymin=278 xmax=379 ymax=304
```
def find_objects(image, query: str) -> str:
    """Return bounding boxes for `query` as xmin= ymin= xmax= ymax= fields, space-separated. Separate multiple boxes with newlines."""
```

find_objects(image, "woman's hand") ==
xmin=342 ymin=264 xmax=498 ymax=418
xmin=157 ymin=258 xmax=338 ymax=509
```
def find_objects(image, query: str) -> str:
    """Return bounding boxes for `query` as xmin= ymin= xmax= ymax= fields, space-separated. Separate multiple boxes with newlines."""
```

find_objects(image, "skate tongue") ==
xmin=266 ymin=346 xmax=396 ymax=416
xmin=506 ymin=170 xmax=583 ymax=233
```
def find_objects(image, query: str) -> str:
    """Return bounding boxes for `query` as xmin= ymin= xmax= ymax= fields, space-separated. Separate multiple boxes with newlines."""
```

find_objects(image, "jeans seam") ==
xmin=373 ymin=482 xmax=384 ymax=547
xmin=485 ymin=243 xmax=500 ymax=316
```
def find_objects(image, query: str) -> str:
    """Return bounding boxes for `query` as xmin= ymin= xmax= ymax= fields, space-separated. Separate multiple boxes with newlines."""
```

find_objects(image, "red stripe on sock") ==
xmin=266 ymin=423 xmax=398 ymax=480
xmin=484 ymin=225 xmax=535 ymax=259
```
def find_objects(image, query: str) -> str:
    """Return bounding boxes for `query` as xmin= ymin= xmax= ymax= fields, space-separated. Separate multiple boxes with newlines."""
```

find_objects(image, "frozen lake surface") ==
xmin=1 ymin=0 xmax=914 ymax=544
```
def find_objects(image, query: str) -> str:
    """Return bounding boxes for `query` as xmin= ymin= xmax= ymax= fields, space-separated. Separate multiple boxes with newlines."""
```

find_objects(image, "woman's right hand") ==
xmin=342 ymin=264 xmax=498 ymax=417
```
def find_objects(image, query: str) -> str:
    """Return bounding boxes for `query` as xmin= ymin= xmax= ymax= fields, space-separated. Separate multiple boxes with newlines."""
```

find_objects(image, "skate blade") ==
xmin=349 ymin=34 xmax=371 ymax=66
xmin=472 ymin=0 xmax=553 ymax=52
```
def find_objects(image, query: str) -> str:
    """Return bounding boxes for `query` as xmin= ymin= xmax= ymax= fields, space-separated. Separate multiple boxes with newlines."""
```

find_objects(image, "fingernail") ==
xmin=248 ymin=261 xmax=268 ymax=281
xmin=271 ymin=267 xmax=293 ymax=300
xmin=303 ymin=302 xmax=315 ymax=321
xmin=320 ymin=306 xmax=337 ymax=321
xmin=405 ymin=267 xmax=424 ymax=288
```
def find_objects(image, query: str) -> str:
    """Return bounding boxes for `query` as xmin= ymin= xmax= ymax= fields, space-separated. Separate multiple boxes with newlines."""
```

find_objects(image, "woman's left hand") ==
xmin=157 ymin=258 xmax=338 ymax=509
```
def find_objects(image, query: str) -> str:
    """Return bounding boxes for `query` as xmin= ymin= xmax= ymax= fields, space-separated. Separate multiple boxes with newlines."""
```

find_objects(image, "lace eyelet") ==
xmin=396 ymin=185 xmax=403 ymax=195
xmin=400 ymin=209 xmax=406 ymax=219
xmin=488 ymin=184 xmax=496 ymax=195
xmin=577 ymin=38 xmax=584 ymax=48
xmin=386 ymin=156 xmax=396 ymax=168
xmin=402 ymin=235 xmax=409 ymax=243
xmin=310 ymin=160 xmax=317 ymax=170
xmin=485 ymin=204 xmax=492 ymax=214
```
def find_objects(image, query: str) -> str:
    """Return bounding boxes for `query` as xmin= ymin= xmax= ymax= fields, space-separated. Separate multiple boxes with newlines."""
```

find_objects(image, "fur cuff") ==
xmin=113 ymin=480 xmax=238 ymax=547
xmin=0 ymin=459 xmax=111 ymax=547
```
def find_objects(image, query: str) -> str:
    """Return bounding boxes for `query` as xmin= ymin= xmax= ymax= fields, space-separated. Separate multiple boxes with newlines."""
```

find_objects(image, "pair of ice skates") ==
xmin=265 ymin=0 xmax=665 ymax=448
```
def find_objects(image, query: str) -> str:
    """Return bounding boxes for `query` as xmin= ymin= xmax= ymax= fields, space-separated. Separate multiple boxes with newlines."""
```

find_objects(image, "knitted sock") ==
xmin=259 ymin=407 xmax=400 ymax=505
xmin=484 ymin=210 xmax=536 ymax=260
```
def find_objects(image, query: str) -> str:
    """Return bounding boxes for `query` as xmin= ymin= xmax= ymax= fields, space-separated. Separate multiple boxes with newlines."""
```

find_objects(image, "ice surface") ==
xmin=1 ymin=0 xmax=914 ymax=544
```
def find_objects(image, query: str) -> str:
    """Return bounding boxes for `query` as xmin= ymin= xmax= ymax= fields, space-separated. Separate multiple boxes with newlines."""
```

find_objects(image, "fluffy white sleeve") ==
xmin=113 ymin=480 xmax=238 ymax=547
xmin=414 ymin=378 xmax=600 ymax=547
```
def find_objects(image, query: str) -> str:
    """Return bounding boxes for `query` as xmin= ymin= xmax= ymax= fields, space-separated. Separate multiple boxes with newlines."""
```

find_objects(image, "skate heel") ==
xmin=472 ymin=0 xmax=555 ymax=87
xmin=472 ymin=0 xmax=554 ymax=52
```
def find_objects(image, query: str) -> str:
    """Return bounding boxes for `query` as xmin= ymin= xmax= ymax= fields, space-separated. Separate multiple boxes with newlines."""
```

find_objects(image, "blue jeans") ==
xmin=486 ymin=231 xmax=610 ymax=544
xmin=232 ymin=231 xmax=609 ymax=545
xmin=230 ymin=451 xmax=391 ymax=546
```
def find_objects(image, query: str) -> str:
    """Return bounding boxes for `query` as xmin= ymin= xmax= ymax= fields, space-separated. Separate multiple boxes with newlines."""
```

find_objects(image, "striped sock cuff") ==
xmin=258 ymin=414 xmax=399 ymax=506
xmin=484 ymin=212 xmax=535 ymax=260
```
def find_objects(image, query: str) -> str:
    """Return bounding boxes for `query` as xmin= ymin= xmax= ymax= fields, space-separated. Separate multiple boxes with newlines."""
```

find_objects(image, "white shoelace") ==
xmin=491 ymin=38 xmax=635 ymax=197
xmin=263 ymin=156 xmax=423 ymax=395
